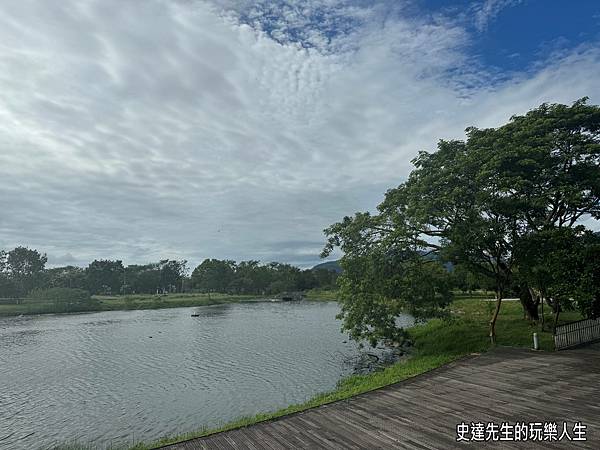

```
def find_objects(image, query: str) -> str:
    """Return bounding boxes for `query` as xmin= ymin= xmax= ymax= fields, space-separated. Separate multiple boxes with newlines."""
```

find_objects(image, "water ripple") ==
xmin=0 ymin=302 xmax=412 ymax=450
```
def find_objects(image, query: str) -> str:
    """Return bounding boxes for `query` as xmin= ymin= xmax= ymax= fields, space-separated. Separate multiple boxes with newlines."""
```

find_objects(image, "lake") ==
xmin=0 ymin=301 xmax=413 ymax=449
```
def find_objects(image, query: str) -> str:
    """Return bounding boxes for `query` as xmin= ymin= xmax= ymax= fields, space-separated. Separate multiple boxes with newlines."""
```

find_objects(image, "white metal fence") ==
xmin=554 ymin=317 xmax=600 ymax=350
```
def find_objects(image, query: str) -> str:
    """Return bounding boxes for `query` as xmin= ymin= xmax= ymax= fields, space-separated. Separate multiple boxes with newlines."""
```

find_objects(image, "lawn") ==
xmin=93 ymin=292 xmax=269 ymax=311
xmin=304 ymin=288 xmax=339 ymax=301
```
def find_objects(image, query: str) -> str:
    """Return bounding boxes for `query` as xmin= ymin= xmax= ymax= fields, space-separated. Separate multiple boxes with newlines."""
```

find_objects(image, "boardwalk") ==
xmin=162 ymin=345 xmax=600 ymax=449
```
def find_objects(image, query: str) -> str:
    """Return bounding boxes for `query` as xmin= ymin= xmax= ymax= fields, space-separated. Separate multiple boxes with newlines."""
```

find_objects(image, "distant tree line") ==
xmin=0 ymin=248 xmax=338 ymax=299
xmin=190 ymin=259 xmax=338 ymax=295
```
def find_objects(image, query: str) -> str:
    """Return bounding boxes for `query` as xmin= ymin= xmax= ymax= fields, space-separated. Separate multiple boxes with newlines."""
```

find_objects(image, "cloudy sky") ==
xmin=1 ymin=0 xmax=599 ymax=269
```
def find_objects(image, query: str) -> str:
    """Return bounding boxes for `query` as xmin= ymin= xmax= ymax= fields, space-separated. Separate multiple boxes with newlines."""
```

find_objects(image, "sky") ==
xmin=0 ymin=0 xmax=599 ymax=269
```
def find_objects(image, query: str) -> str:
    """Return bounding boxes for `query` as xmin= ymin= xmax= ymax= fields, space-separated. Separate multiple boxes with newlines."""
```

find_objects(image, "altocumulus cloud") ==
xmin=0 ymin=0 xmax=599 ymax=268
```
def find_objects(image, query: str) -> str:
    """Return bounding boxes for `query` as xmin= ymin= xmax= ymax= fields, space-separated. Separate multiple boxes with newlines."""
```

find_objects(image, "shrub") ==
xmin=27 ymin=287 xmax=93 ymax=304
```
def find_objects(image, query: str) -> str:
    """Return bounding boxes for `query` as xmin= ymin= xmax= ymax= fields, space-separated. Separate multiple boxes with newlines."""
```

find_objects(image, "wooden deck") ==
xmin=162 ymin=345 xmax=600 ymax=449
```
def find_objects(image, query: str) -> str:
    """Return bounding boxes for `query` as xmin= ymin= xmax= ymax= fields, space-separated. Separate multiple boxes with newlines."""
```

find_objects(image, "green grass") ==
xmin=304 ymin=288 xmax=338 ymax=301
xmin=0 ymin=293 xmax=269 ymax=317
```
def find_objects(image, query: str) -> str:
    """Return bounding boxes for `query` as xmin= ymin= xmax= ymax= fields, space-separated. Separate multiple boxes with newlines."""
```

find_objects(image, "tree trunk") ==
xmin=540 ymin=296 xmax=545 ymax=331
xmin=489 ymin=292 xmax=503 ymax=345
xmin=520 ymin=285 xmax=540 ymax=321
xmin=552 ymin=305 xmax=561 ymax=335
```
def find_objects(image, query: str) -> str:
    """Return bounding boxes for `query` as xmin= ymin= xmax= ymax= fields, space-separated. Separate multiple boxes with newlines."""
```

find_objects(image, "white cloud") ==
xmin=0 ymin=0 xmax=598 ymax=268
xmin=471 ymin=0 xmax=522 ymax=32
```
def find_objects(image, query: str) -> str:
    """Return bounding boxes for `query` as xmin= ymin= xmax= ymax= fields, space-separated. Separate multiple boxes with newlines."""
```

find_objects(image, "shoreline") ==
xmin=0 ymin=292 xmax=337 ymax=318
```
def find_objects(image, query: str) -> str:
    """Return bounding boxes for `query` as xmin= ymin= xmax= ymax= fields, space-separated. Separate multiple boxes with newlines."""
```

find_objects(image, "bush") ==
xmin=27 ymin=287 xmax=93 ymax=304
xmin=25 ymin=288 xmax=99 ymax=313
xmin=0 ymin=275 xmax=18 ymax=298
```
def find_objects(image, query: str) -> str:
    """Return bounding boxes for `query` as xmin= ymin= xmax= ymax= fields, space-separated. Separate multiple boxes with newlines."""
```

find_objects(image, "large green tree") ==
xmin=86 ymin=260 xmax=124 ymax=295
xmin=2 ymin=247 xmax=48 ymax=297
xmin=191 ymin=259 xmax=236 ymax=293
xmin=465 ymin=98 xmax=600 ymax=319
xmin=46 ymin=266 xmax=87 ymax=290
xmin=323 ymin=99 xmax=600 ymax=345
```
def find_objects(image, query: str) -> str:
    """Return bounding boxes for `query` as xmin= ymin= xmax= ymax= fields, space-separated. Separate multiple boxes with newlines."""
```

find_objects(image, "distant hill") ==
xmin=312 ymin=260 xmax=342 ymax=273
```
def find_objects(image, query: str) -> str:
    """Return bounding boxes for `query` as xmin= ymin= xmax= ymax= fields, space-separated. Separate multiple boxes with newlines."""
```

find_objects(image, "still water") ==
xmin=0 ymin=301 xmax=413 ymax=449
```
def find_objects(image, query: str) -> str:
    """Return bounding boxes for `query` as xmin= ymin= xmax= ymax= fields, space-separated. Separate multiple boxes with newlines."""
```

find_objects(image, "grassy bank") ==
xmin=1 ymin=289 xmax=341 ymax=317
xmin=116 ymin=296 xmax=579 ymax=449
xmin=0 ymin=293 xmax=271 ymax=317
xmin=304 ymin=288 xmax=338 ymax=301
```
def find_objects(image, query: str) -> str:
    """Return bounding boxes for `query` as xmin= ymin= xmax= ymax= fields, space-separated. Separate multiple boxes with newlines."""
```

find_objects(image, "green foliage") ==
xmin=323 ymin=98 xmax=600 ymax=346
xmin=515 ymin=228 xmax=600 ymax=319
xmin=124 ymin=260 xmax=187 ymax=294
xmin=0 ymin=274 xmax=18 ymax=298
xmin=24 ymin=287 xmax=98 ymax=314
xmin=575 ymin=240 xmax=600 ymax=319
xmin=0 ymin=252 xmax=336 ymax=315
xmin=86 ymin=260 xmax=124 ymax=295
xmin=1 ymin=246 xmax=48 ymax=296
xmin=469 ymin=97 xmax=600 ymax=229
xmin=5 ymin=246 xmax=48 ymax=277
xmin=46 ymin=266 xmax=87 ymax=290
xmin=191 ymin=259 xmax=236 ymax=292
xmin=27 ymin=287 xmax=91 ymax=302
xmin=449 ymin=264 xmax=494 ymax=293
xmin=190 ymin=259 xmax=338 ymax=296
xmin=337 ymin=249 xmax=452 ymax=346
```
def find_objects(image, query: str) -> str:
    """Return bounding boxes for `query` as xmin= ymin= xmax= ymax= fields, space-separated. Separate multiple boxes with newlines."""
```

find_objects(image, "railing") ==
xmin=554 ymin=317 xmax=600 ymax=350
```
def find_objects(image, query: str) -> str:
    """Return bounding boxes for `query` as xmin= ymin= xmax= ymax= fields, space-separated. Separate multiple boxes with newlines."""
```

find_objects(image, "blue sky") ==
xmin=459 ymin=0 xmax=600 ymax=72
xmin=0 ymin=0 xmax=598 ymax=268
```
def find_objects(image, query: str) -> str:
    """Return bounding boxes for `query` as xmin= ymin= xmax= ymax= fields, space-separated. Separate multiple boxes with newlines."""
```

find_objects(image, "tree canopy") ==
xmin=323 ymin=98 xmax=600 ymax=346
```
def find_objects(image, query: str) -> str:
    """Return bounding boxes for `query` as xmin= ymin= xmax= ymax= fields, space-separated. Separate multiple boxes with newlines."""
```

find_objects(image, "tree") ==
xmin=86 ymin=260 xmax=124 ymax=295
xmin=46 ymin=266 xmax=87 ymax=290
xmin=465 ymin=98 xmax=600 ymax=319
xmin=3 ymin=247 xmax=48 ymax=296
xmin=322 ymin=200 xmax=457 ymax=346
xmin=0 ymin=251 xmax=17 ymax=297
xmin=574 ymin=236 xmax=600 ymax=319
xmin=516 ymin=228 xmax=600 ymax=330
xmin=324 ymin=138 xmax=520 ymax=343
xmin=231 ymin=260 xmax=262 ymax=294
xmin=0 ymin=274 xmax=18 ymax=298
xmin=313 ymin=268 xmax=339 ymax=290
xmin=323 ymin=99 xmax=600 ymax=346
xmin=157 ymin=259 xmax=187 ymax=292
xmin=337 ymin=247 xmax=451 ymax=347
xmin=191 ymin=259 xmax=235 ymax=293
